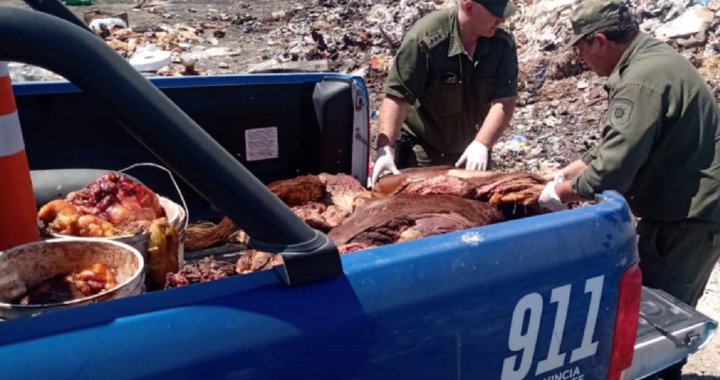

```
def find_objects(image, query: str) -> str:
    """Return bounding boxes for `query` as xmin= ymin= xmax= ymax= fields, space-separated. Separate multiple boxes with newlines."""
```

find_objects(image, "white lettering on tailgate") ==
xmin=500 ymin=276 xmax=605 ymax=380
xmin=541 ymin=366 xmax=584 ymax=380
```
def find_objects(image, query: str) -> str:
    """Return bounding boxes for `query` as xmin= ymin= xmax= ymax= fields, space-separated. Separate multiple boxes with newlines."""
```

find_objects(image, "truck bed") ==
xmin=0 ymin=5 xmax=716 ymax=379
xmin=3 ymin=71 xmax=717 ymax=380
xmin=13 ymin=74 xmax=370 ymax=221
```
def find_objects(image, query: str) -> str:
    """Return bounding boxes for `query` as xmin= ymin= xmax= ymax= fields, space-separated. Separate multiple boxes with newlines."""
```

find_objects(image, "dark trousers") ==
xmin=636 ymin=218 xmax=720 ymax=380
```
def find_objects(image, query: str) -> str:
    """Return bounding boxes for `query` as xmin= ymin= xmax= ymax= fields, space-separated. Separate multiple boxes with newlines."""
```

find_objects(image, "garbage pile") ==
xmin=494 ymin=0 xmax=720 ymax=172
xmin=7 ymin=0 xmax=720 ymax=174
xmin=244 ymin=0 xmax=720 ymax=172
xmin=241 ymin=0 xmax=450 ymax=99
xmin=101 ymin=20 xmax=244 ymax=76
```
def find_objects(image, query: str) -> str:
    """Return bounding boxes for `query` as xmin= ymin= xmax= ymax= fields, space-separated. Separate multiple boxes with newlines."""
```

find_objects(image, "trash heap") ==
xmin=244 ymin=0 xmax=720 ymax=173
xmin=241 ymin=0 xmax=451 ymax=104
xmin=493 ymin=0 xmax=720 ymax=173
xmin=8 ymin=0 xmax=720 ymax=175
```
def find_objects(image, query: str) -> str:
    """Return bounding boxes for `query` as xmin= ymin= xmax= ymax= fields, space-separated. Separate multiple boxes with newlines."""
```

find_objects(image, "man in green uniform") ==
xmin=370 ymin=0 xmax=519 ymax=186
xmin=540 ymin=1 xmax=720 ymax=378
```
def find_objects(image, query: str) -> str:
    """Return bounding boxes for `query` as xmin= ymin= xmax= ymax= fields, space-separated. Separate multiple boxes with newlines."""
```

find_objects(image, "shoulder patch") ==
xmin=422 ymin=29 xmax=448 ymax=49
xmin=494 ymin=27 xmax=516 ymax=47
xmin=608 ymin=98 xmax=634 ymax=126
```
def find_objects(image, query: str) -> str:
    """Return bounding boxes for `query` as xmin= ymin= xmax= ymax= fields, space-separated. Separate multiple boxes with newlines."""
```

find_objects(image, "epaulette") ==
xmin=422 ymin=29 xmax=448 ymax=49
xmin=494 ymin=27 xmax=516 ymax=47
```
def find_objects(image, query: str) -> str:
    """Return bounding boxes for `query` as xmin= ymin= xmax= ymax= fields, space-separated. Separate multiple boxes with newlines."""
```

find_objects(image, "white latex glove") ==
xmin=455 ymin=141 xmax=489 ymax=171
xmin=553 ymin=170 xmax=566 ymax=183
xmin=371 ymin=146 xmax=400 ymax=187
xmin=539 ymin=181 xmax=568 ymax=212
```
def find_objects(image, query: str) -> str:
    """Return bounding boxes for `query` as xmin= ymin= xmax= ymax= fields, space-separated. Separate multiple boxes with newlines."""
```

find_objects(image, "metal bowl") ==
xmin=0 ymin=238 xmax=145 ymax=319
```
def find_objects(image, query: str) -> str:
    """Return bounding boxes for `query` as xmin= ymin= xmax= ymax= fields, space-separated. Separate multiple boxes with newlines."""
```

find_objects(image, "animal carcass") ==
xmin=373 ymin=166 xmax=547 ymax=207
xmin=327 ymin=193 xmax=505 ymax=251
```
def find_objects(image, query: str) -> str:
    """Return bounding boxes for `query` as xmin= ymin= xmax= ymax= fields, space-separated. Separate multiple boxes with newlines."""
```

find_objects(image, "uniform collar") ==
xmin=447 ymin=8 xmax=490 ymax=59
xmin=607 ymin=32 xmax=648 ymax=89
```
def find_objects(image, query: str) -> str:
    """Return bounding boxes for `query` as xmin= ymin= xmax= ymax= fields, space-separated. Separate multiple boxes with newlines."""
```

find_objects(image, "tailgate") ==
xmin=628 ymin=287 xmax=718 ymax=380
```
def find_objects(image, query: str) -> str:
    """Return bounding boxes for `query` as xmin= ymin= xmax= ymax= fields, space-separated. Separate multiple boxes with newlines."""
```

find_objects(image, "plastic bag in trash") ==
xmin=89 ymin=18 xmax=128 ymax=33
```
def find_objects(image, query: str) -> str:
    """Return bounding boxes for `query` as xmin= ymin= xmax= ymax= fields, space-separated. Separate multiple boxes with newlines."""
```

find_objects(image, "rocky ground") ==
xmin=1 ymin=0 xmax=719 ymax=377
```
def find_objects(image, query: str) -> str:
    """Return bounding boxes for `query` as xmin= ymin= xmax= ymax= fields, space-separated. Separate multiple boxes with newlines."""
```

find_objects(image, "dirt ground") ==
xmin=1 ymin=0 xmax=719 ymax=377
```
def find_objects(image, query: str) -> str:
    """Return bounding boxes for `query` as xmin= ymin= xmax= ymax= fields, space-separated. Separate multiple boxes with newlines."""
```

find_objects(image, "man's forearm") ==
xmin=555 ymin=161 xmax=590 ymax=203
xmin=377 ymin=95 xmax=410 ymax=149
xmin=555 ymin=181 xmax=587 ymax=203
xmin=475 ymin=97 xmax=516 ymax=147
xmin=560 ymin=160 xmax=588 ymax=180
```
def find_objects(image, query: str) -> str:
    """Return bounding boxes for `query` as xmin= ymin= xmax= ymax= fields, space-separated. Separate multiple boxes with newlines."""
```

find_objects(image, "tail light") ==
xmin=607 ymin=262 xmax=642 ymax=380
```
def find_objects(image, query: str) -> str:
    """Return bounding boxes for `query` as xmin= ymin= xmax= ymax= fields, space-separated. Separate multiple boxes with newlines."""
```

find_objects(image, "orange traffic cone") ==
xmin=0 ymin=61 xmax=40 ymax=251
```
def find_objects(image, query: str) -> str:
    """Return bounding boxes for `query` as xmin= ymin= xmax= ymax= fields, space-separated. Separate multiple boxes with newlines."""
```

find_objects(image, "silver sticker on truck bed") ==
xmin=245 ymin=127 xmax=279 ymax=161
xmin=501 ymin=275 xmax=605 ymax=380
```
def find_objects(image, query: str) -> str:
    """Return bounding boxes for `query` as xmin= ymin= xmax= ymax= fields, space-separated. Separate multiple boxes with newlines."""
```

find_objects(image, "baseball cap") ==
xmin=566 ymin=0 xmax=631 ymax=49
xmin=472 ymin=0 xmax=518 ymax=19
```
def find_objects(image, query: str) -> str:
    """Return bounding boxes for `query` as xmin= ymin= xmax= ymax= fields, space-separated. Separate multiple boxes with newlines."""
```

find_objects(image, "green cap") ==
xmin=473 ymin=0 xmax=518 ymax=19
xmin=566 ymin=0 xmax=630 ymax=49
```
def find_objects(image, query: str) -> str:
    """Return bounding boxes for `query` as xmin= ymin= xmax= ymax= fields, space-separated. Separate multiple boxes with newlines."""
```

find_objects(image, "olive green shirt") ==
xmin=572 ymin=32 xmax=720 ymax=222
xmin=383 ymin=7 xmax=518 ymax=154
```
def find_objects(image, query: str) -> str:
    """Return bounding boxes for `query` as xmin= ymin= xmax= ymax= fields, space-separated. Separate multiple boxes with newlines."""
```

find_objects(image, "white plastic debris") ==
xmin=89 ymin=18 xmax=127 ymax=33
xmin=514 ymin=0 xmax=577 ymax=61
xmin=129 ymin=44 xmax=172 ymax=72
xmin=654 ymin=5 xmax=716 ymax=39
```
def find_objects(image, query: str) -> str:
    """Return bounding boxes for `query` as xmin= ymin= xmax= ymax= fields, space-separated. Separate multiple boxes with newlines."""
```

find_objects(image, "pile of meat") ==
xmin=268 ymin=172 xmax=373 ymax=232
xmin=17 ymin=263 xmax=117 ymax=305
xmin=330 ymin=166 xmax=547 ymax=252
xmin=165 ymin=256 xmax=237 ymax=288
xmin=165 ymin=250 xmax=283 ymax=289
xmin=168 ymin=167 xmax=549 ymax=288
xmin=37 ymin=172 xmax=165 ymax=237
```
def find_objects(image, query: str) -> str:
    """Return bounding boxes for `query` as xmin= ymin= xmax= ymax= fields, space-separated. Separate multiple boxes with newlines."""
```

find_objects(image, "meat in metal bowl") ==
xmin=0 ymin=238 xmax=145 ymax=319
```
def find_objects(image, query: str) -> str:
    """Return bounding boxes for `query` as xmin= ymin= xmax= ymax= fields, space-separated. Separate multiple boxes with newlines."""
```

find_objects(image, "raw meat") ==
xmin=371 ymin=166 xmax=508 ymax=197
xmin=183 ymin=173 xmax=373 ymax=252
xmin=37 ymin=172 xmax=165 ymax=237
xmin=267 ymin=174 xmax=326 ymax=206
xmin=236 ymin=250 xmax=283 ymax=274
xmin=327 ymin=193 xmax=504 ymax=246
xmin=165 ymin=257 xmax=237 ymax=288
xmin=374 ymin=167 xmax=546 ymax=206
xmin=18 ymin=263 xmax=117 ymax=305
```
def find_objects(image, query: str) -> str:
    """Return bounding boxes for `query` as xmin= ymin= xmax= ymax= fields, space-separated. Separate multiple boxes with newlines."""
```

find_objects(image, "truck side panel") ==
xmin=0 ymin=192 xmax=637 ymax=380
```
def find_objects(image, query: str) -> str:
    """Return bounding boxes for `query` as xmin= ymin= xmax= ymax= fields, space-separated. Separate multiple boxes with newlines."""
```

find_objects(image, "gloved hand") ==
xmin=539 ymin=181 xmax=568 ymax=212
xmin=371 ymin=146 xmax=400 ymax=187
xmin=455 ymin=141 xmax=489 ymax=171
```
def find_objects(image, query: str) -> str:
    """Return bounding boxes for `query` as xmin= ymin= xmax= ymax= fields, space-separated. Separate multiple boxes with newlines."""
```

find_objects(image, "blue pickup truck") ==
xmin=0 ymin=4 xmax=717 ymax=380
